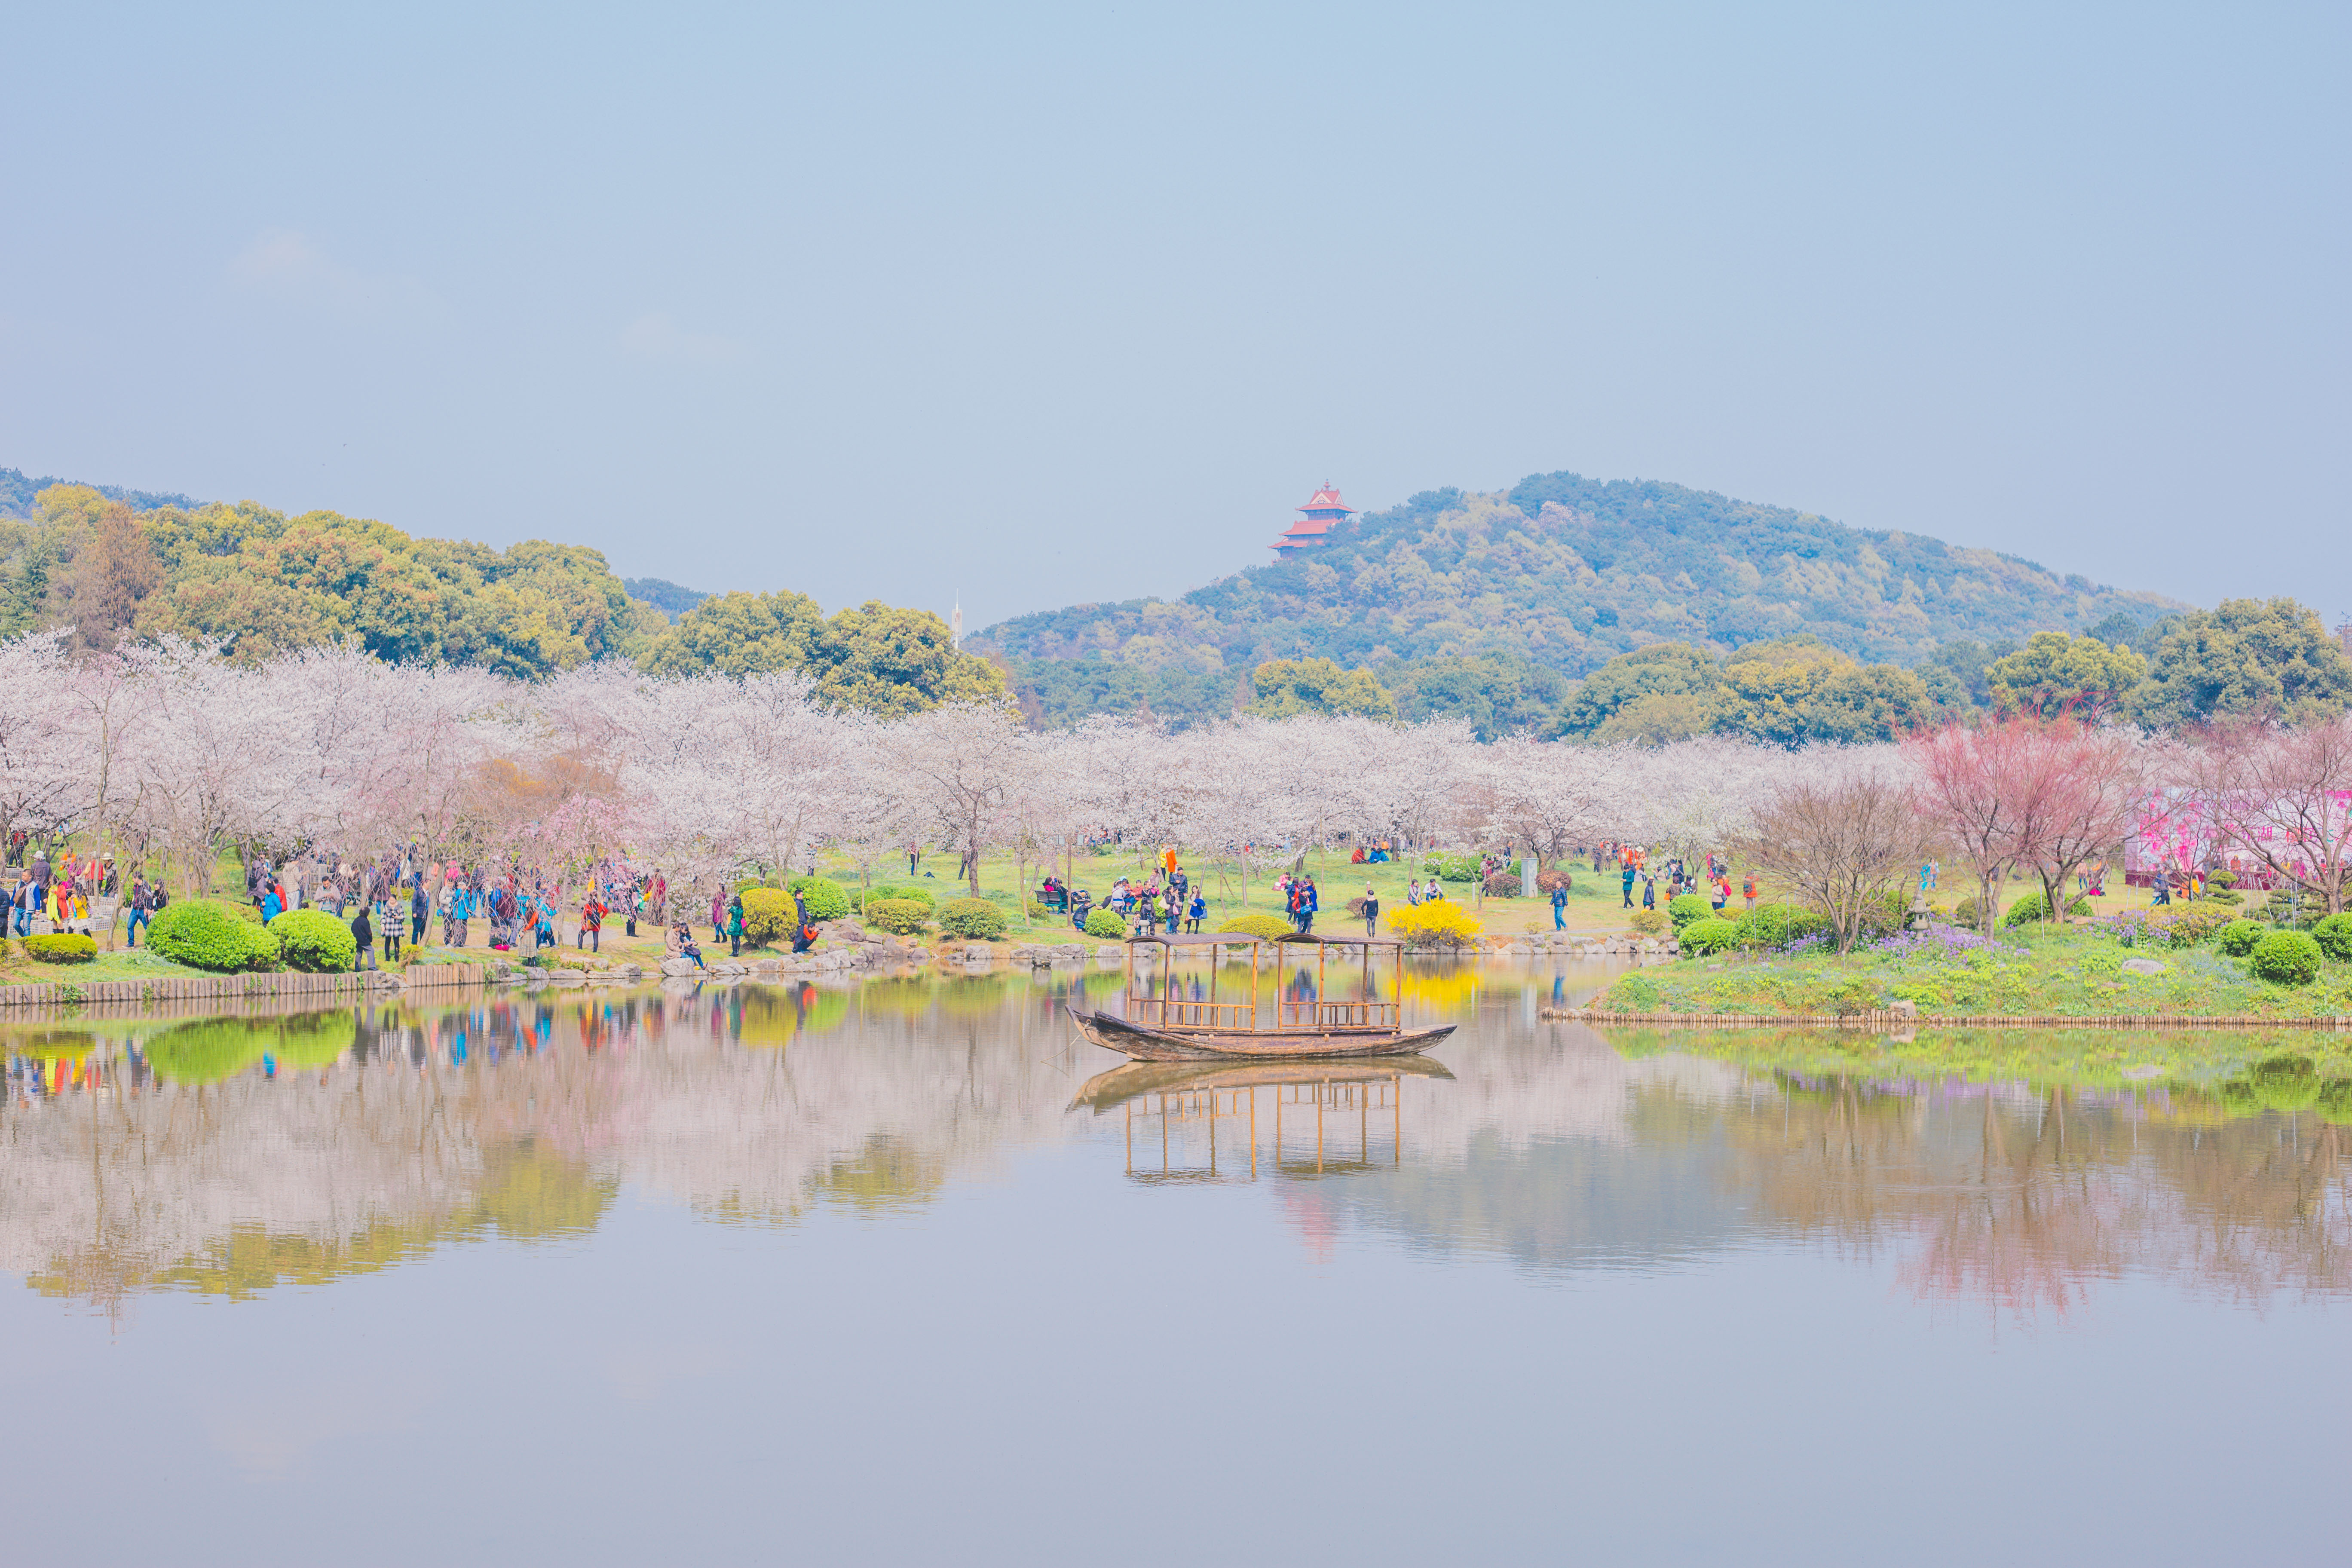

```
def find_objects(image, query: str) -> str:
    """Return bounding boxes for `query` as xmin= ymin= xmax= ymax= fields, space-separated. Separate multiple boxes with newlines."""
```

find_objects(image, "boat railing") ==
xmin=1127 ymin=997 xmax=1257 ymax=1030
xmin=1274 ymin=999 xmax=1401 ymax=1031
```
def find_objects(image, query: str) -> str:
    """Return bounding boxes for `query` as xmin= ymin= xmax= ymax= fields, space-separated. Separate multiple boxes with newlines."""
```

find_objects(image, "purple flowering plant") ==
xmin=1867 ymin=921 xmax=2021 ymax=962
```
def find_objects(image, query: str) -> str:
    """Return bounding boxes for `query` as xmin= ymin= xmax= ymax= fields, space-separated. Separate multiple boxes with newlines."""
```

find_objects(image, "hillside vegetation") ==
xmin=975 ymin=472 xmax=2185 ymax=726
xmin=0 ymin=475 xmax=1001 ymax=712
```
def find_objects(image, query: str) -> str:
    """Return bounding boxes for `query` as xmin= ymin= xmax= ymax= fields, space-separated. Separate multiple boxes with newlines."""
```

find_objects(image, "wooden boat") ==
xmin=1070 ymin=1054 xmax=1455 ymax=1113
xmin=1065 ymin=931 xmax=1455 ymax=1063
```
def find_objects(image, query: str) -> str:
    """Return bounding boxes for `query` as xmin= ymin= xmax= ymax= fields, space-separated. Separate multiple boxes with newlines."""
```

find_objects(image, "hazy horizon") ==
xmin=4 ymin=1 xmax=2344 ymax=631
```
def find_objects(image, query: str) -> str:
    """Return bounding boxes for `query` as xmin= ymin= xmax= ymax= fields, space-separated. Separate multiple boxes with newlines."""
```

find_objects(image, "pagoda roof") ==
xmin=1279 ymin=517 xmax=1338 ymax=539
xmin=1297 ymin=484 xmax=1354 ymax=515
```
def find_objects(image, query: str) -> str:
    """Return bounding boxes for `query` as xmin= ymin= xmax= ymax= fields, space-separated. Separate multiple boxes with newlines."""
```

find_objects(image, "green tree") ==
xmin=1594 ymin=690 xmax=1718 ymax=745
xmin=1557 ymin=642 xmax=1723 ymax=736
xmin=132 ymin=501 xmax=647 ymax=674
xmin=1986 ymin=630 xmax=2147 ymax=719
xmin=64 ymin=502 xmax=165 ymax=649
xmin=640 ymin=593 xmax=1006 ymax=716
xmin=1246 ymin=657 xmax=1396 ymax=720
xmin=2134 ymin=597 xmax=2352 ymax=727
xmin=810 ymin=601 xmax=1008 ymax=718
xmin=1715 ymin=636 xmax=1929 ymax=744
xmin=1921 ymin=637 xmax=2013 ymax=707
xmin=1387 ymin=651 xmax=1567 ymax=739
xmin=639 ymin=589 xmax=826 ymax=678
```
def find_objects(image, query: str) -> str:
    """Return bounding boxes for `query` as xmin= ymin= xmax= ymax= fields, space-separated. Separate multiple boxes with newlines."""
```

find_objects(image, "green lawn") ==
xmin=1597 ymin=918 xmax=2350 ymax=1022
xmin=1605 ymin=1020 xmax=2352 ymax=1107
xmin=817 ymin=846 xmax=2179 ymax=945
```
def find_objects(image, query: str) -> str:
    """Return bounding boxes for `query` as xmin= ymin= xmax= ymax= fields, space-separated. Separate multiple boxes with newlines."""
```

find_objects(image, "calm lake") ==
xmin=2 ymin=961 xmax=2345 ymax=1566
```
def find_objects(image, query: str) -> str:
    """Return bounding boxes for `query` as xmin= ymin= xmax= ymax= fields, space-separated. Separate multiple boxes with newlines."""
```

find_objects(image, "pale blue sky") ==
xmin=3 ymin=2 xmax=2344 ymax=630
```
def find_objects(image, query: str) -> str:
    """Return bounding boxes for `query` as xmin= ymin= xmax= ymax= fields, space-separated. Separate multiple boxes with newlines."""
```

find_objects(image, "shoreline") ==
xmin=1566 ymin=1007 xmax=2352 ymax=1030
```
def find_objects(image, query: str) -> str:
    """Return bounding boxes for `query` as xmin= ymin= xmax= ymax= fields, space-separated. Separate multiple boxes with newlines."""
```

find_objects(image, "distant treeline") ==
xmin=1188 ymin=600 xmax=2352 ymax=744
xmin=0 ymin=478 xmax=1000 ymax=716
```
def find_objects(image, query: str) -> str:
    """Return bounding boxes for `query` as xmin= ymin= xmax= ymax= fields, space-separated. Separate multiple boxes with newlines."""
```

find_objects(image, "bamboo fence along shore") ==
xmin=0 ymin=964 xmax=497 ymax=1014
xmin=1567 ymin=1008 xmax=2352 ymax=1030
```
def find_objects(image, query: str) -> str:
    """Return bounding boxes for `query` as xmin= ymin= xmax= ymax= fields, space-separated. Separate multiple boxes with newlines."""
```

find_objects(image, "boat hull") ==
xmin=1071 ymin=1055 xmax=1456 ymax=1112
xmin=1067 ymin=1007 xmax=1455 ymax=1063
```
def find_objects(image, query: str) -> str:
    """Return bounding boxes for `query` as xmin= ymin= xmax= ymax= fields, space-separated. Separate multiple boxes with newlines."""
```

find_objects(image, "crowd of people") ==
xmin=1042 ymin=854 xmax=1209 ymax=937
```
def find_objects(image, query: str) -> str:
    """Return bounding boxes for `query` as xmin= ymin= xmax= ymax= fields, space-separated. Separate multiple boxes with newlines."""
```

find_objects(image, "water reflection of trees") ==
xmin=10 ymin=973 xmax=2352 ymax=1317
xmin=0 ymin=980 xmax=1086 ymax=1313
xmin=1703 ymin=1074 xmax=2352 ymax=1311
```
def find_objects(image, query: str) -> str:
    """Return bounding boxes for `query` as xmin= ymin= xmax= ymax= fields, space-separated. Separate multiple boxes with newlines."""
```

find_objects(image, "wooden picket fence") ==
xmin=0 ymin=963 xmax=494 ymax=1010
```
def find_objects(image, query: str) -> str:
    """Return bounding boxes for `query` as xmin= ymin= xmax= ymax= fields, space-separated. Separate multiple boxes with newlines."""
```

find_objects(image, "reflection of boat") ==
xmin=1066 ymin=933 xmax=1455 ymax=1063
xmin=1071 ymin=1054 xmax=1456 ymax=1113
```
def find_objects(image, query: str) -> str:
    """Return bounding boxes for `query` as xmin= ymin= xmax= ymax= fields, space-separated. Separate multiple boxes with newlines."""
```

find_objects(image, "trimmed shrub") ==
xmin=148 ymin=899 xmax=282 ymax=972
xmin=1535 ymin=869 xmax=1573 ymax=895
xmin=1421 ymin=854 xmax=1479 ymax=883
xmin=224 ymin=901 xmax=264 ymax=925
xmin=1482 ymin=873 xmax=1520 ymax=898
xmin=21 ymin=934 xmax=95 ymax=964
xmin=1679 ymin=917 xmax=1741 ymax=956
xmin=1665 ymin=893 xmax=1711 ymax=931
xmin=863 ymin=883 xmax=935 ymax=911
xmin=1085 ymin=908 xmax=1132 ymax=939
xmin=268 ymin=909 xmax=358 ymax=972
xmin=2312 ymin=911 xmax=2352 ymax=962
xmin=1733 ymin=904 xmax=1830 ymax=948
xmin=2002 ymin=889 xmax=2095 ymax=927
xmin=785 ymin=876 xmax=849 ymax=922
xmin=1214 ymin=913 xmax=1292 ymax=940
xmin=2215 ymin=919 xmax=2267 ymax=957
xmin=1386 ymin=901 xmax=1485 ymax=950
xmin=1627 ymin=908 xmax=1666 ymax=936
xmin=937 ymin=897 xmax=1007 ymax=941
xmin=2250 ymin=929 xmax=2324 ymax=985
xmin=864 ymin=898 xmax=932 ymax=936
xmin=739 ymin=888 xmax=799 ymax=944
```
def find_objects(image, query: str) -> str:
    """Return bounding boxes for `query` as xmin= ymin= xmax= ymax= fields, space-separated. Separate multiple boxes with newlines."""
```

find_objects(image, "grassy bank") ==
xmin=1605 ymin=1021 xmax=2352 ymax=1099
xmin=1594 ymin=921 xmax=2352 ymax=1023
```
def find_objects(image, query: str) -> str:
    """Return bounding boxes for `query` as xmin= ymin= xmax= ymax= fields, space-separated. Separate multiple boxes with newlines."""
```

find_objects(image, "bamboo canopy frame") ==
xmin=1118 ymin=932 xmax=1404 ymax=1036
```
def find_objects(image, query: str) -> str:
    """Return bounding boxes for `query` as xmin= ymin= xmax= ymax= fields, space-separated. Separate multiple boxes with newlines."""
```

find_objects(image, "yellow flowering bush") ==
xmin=1386 ymin=901 xmax=1485 ymax=950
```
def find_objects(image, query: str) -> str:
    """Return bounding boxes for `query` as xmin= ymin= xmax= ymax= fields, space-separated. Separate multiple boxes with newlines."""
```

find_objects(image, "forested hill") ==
xmin=0 ymin=466 xmax=196 ymax=517
xmin=971 ymin=472 xmax=2185 ymax=726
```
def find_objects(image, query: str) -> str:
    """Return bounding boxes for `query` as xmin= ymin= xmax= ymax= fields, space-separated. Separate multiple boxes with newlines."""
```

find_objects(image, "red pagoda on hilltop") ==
xmin=1271 ymin=484 xmax=1355 ymax=559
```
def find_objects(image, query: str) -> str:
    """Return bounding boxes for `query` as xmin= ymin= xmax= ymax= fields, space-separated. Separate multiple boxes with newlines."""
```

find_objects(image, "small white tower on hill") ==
xmin=951 ymin=597 xmax=963 ymax=650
